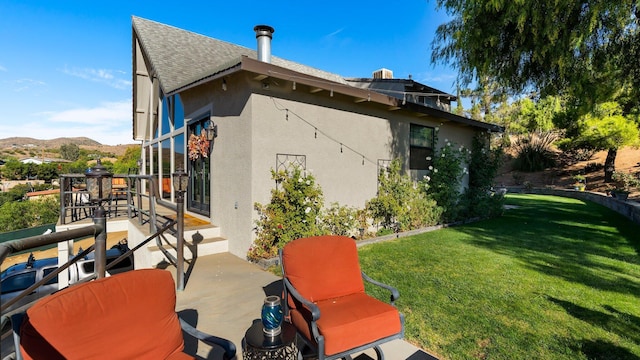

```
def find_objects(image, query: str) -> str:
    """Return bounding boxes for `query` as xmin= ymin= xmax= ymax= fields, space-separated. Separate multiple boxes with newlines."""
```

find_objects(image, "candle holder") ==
xmin=261 ymin=295 xmax=283 ymax=337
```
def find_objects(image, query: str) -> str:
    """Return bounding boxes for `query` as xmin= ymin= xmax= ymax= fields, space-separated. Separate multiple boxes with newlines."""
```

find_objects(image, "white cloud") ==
xmin=324 ymin=28 xmax=344 ymax=39
xmin=0 ymin=65 xmax=7 ymax=72
xmin=47 ymin=100 xmax=130 ymax=126
xmin=11 ymin=78 xmax=47 ymax=93
xmin=1 ymin=100 xmax=135 ymax=145
xmin=62 ymin=67 xmax=131 ymax=90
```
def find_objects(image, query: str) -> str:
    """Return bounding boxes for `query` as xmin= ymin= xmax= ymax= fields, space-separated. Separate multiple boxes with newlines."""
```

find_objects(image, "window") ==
xmin=43 ymin=268 xmax=59 ymax=285
xmin=410 ymin=124 xmax=434 ymax=170
xmin=174 ymin=95 xmax=184 ymax=130
xmin=161 ymin=96 xmax=172 ymax=136
xmin=174 ymin=133 xmax=185 ymax=174
xmin=1 ymin=272 xmax=36 ymax=294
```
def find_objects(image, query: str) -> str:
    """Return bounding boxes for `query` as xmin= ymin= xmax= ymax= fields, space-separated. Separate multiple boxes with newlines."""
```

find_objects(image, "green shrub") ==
xmin=0 ymin=197 xmax=59 ymax=231
xmin=321 ymin=202 xmax=358 ymax=237
xmin=248 ymin=167 xmax=324 ymax=261
xmin=462 ymin=133 xmax=505 ymax=219
xmin=425 ymin=139 xmax=469 ymax=222
xmin=367 ymin=159 xmax=442 ymax=231
xmin=512 ymin=132 xmax=557 ymax=172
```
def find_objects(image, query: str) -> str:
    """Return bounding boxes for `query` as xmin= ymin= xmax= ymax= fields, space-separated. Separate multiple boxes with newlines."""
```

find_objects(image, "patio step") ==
xmin=146 ymin=224 xmax=227 ymax=263
xmin=147 ymin=235 xmax=229 ymax=265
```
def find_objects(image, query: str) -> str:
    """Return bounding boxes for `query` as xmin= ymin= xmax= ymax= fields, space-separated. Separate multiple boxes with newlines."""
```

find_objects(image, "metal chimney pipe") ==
xmin=254 ymin=25 xmax=275 ymax=63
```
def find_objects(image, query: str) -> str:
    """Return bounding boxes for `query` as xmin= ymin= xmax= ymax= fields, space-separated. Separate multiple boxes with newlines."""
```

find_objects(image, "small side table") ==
xmin=243 ymin=320 xmax=299 ymax=360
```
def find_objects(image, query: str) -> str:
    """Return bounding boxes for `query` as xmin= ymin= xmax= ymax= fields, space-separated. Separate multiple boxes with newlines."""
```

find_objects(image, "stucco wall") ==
xmin=181 ymin=72 xmax=484 ymax=258
xmin=181 ymin=76 xmax=255 ymax=257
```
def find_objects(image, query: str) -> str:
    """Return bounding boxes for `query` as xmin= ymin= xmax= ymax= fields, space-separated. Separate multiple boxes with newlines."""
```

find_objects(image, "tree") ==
xmin=60 ymin=143 xmax=80 ymax=161
xmin=0 ymin=197 xmax=59 ymax=231
xmin=112 ymin=146 xmax=141 ymax=174
xmin=1 ymin=159 xmax=26 ymax=180
xmin=432 ymin=1 xmax=640 ymax=109
xmin=557 ymin=102 xmax=640 ymax=181
xmin=36 ymin=163 xmax=59 ymax=182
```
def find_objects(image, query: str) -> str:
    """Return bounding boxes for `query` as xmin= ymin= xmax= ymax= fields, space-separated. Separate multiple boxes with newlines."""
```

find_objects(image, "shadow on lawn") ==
xmin=547 ymin=297 xmax=640 ymax=346
xmin=456 ymin=195 xmax=640 ymax=296
xmin=580 ymin=340 xmax=640 ymax=360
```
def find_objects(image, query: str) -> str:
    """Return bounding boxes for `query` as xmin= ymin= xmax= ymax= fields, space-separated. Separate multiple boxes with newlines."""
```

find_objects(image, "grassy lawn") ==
xmin=359 ymin=194 xmax=640 ymax=360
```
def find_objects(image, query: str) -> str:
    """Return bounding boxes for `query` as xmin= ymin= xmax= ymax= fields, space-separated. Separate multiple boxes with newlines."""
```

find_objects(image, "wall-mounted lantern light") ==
xmin=206 ymin=120 xmax=218 ymax=142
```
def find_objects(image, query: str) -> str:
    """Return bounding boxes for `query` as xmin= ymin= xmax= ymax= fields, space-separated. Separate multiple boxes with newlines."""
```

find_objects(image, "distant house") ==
xmin=19 ymin=157 xmax=70 ymax=165
xmin=20 ymin=158 xmax=45 ymax=165
xmin=25 ymin=189 xmax=58 ymax=200
xmin=131 ymin=17 xmax=502 ymax=258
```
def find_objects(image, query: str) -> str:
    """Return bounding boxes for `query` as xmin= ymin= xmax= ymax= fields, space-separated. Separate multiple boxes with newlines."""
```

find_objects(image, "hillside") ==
xmin=495 ymin=146 xmax=640 ymax=201
xmin=0 ymin=137 xmax=136 ymax=160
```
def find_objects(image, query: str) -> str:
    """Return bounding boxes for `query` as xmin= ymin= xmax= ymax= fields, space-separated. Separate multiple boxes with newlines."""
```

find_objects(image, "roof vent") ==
xmin=373 ymin=68 xmax=393 ymax=79
xmin=254 ymin=25 xmax=275 ymax=63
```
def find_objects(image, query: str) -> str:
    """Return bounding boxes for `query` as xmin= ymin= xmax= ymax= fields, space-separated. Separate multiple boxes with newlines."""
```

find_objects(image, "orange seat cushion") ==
xmin=20 ymin=269 xmax=186 ymax=360
xmin=282 ymin=236 xmax=364 ymax=302
xmin=283 ymin=236 xmax=402 ymax=356
xmin=290 ymin=293 xmax=402 ymax=356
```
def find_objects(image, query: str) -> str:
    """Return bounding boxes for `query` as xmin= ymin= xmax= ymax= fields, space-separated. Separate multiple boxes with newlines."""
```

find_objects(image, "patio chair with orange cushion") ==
xmin=280 ymin=235 xmax=404 ymax=360
xmin=11 ymin=269 xmax=236 ymax=360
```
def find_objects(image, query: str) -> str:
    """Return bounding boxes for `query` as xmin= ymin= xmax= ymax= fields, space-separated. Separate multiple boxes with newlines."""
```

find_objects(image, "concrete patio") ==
xmin=172 ymin=252 xmax=439 ymax=360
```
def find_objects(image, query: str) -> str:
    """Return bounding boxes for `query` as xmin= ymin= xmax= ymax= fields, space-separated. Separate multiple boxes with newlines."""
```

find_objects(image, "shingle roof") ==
xmin=132 ymin=16 xmax=346 ymax=94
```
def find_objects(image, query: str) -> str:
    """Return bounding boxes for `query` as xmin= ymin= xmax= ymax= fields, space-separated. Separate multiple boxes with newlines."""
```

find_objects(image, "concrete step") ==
xmin=147 ymin=232 xmax=229 ymax=265
xmin=147 ymin=235 xmax=227 ymax=254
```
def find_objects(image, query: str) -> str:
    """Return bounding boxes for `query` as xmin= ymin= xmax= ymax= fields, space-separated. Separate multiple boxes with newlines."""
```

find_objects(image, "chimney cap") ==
xmin=254 ymin=25 xmax=275 ymax=38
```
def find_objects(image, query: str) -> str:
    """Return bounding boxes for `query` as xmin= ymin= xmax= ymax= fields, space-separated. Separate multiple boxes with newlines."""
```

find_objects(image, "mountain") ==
xmin=0 ymin=137 xmax=136 ymax=158
xmin=0 ymin=137 xmax=102 ymax=148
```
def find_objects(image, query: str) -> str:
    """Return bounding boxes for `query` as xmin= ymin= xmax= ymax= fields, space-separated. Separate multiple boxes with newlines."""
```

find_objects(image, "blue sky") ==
xmin=0 ymin=0 xmax=457 ymax=145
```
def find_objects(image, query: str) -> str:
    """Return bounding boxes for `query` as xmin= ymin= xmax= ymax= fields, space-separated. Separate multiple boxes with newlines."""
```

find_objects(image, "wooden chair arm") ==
xmin=178 ymin=317 xmax=236 ymax=360
xmin=362 ymin=271 xmax=400 ymax=305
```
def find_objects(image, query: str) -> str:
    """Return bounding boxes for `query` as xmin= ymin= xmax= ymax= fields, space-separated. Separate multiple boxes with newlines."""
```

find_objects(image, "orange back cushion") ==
xmin=20 ymin=269 xmax=184 ymax=360
xmin=282 ymin=235 xmax=364 ymax=302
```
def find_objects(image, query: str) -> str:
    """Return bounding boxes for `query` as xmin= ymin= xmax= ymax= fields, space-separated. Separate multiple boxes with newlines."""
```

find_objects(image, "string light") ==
xmin=270 ymin=97 xmax=376 ymax=166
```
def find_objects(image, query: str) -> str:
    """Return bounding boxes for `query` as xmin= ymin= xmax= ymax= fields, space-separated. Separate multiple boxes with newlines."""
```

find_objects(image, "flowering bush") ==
xmin=248 ymin=167 xmax=324 ymax=261
xmin=321 ymin=202 xmax=359 ymax=237
xmin=424 ymin=138 xmax=470 ymax=222
xmin=611 ymin=171 xmax=640 ymax=192
xmin=367 ymin=159 xmax=441 ymax=231
xmin=187 ymin=133 xmax=210 ymax=161
xmin=461 ymin=133 xmax=505 ymax=219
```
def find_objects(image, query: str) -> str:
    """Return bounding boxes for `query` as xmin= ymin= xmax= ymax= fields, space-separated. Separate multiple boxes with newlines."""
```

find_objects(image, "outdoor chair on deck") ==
xmin=280 ymin=235 xmax=404 ymax=360
xmin=11 ymin=269 xmax=236 ymax=360
xmin=109 ymin=177 xmax=129 ymax=217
